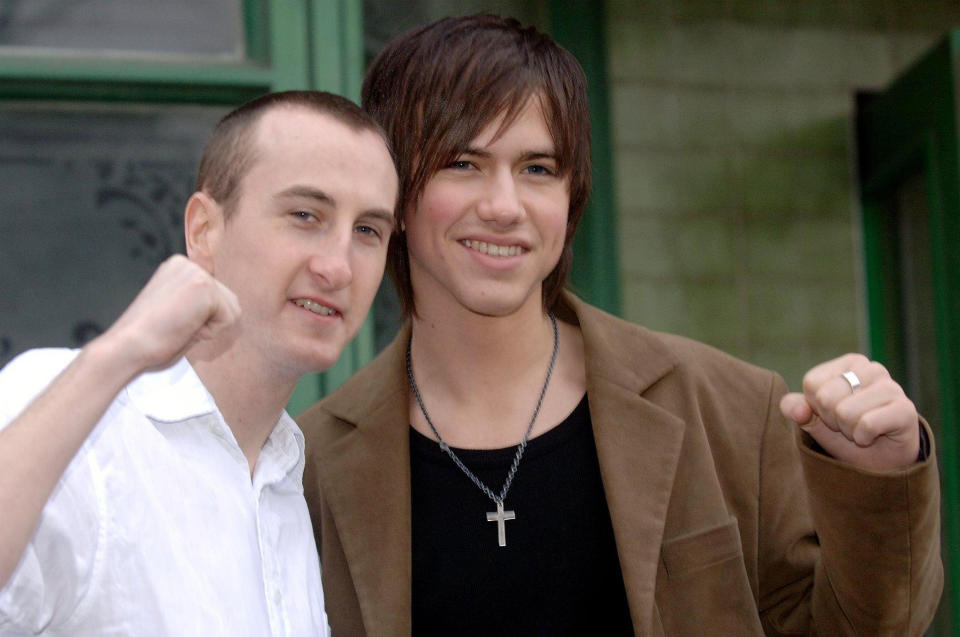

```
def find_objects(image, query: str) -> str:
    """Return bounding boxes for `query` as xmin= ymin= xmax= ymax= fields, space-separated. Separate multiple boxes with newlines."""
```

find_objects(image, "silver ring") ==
xmin=841 ymin=370 xmax=861 ymax=392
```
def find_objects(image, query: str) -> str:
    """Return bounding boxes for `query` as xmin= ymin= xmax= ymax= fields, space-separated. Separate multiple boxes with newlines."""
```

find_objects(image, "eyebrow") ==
xmin=275 ymin=185 xmax=336 ymax=207
xmin=460 ymin=147 xmax=558 ymax=162
xmin=360 ymin=208 xmax=397 ymax=229
xmin=521 ymin=151 xmax=559 ymax=163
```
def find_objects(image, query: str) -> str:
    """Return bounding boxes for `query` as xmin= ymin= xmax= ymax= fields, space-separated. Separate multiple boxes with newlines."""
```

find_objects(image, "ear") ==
xmin=184 ymin=191 xmax=224 ymax=273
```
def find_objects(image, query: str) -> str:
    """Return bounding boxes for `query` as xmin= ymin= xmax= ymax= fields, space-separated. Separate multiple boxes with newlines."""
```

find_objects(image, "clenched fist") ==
xmin=779 ymin=353 xmax=921 ymax=471
xmin=100 ymin=255 xmax=241 ymax=375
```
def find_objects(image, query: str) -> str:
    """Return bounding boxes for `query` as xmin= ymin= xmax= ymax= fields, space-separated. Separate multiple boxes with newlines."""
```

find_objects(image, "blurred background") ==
xmin=0 ymin=0 xmax=956 ymax=632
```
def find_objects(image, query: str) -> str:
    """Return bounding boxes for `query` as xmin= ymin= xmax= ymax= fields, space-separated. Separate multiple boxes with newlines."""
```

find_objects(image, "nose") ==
xmin=307 ymin=234 xmax=353 ymax=290
xmin=476 ymin=170 xmax=524 ymax=227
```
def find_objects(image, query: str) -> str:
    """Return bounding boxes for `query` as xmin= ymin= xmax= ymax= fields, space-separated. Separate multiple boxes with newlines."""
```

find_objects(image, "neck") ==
xmin=408 ymin=299 xmax=582 ymax=448
xmin=187 ymin=335 xmax=297 ymax=476
xmin=411 ymin=301 xmax=554 ymax=397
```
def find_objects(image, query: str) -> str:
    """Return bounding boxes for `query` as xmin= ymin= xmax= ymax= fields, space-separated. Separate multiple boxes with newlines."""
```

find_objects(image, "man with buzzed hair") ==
xmin=0 ymin=90 xmax=398 ymax=636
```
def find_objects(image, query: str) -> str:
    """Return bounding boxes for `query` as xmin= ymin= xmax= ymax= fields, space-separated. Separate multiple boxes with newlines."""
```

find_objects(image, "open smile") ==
xmin=461 ymin=239 xmax=527 ymax=257
xmin=293 ymin=298 xmax=339 ymax=316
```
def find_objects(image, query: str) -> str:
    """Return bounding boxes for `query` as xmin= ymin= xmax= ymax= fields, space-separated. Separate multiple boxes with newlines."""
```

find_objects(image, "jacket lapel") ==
xmin=315 ymin=299 xmax=686 ymax=635
xmin=313 ymin=325 xmax=413 ymax=636
xmin=571 ymin=296 xmax=685 ymax=634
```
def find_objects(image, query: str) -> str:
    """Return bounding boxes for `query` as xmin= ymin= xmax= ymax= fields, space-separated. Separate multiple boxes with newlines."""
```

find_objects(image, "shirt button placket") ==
xmin=257 ymin=488 xmax=286 ymax=636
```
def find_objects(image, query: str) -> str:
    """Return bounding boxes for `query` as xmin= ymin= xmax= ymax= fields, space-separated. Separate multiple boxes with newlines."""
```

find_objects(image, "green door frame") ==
xmin=0 ymin=0 xmax=367 ymax=414
xmin=550 ymin=1 xmax=621 ymax=316
xmin=856 ymin=31 xmax=960 ymax=632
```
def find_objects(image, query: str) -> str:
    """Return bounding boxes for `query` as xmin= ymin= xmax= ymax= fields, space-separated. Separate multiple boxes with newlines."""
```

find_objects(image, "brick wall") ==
xmin=606 ymin=0 xmax=960 ymax=386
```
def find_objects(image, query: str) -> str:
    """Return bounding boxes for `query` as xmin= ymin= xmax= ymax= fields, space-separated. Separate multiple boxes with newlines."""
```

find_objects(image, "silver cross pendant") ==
xmin=486 ymin=501 xmax=516 ymax=547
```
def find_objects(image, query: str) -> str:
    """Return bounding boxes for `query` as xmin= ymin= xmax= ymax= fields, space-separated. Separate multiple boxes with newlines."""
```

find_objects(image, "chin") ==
xmin=284 ymin=343 xmax=346 ymax=376
xmin=457 ymin=289 xmax=541 ymax=318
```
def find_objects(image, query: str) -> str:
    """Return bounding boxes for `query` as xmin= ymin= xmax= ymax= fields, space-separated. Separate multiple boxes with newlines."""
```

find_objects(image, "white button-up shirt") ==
xmin=0 ymin=349 xmax=329 ymax=636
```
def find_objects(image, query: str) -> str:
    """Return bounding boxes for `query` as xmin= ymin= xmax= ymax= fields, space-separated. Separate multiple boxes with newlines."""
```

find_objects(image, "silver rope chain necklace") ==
xmin=406 ymin=313 xmax=559 ymax=548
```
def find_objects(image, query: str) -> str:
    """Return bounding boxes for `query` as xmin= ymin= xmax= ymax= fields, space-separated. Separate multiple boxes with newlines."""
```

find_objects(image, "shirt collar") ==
xmin=259 ymin=410 xmax=307 ymax=489
xmin=123 ymin=357 xmax=306 ymax=486
xmin=124 ymin=357 xmax=216 ymax=422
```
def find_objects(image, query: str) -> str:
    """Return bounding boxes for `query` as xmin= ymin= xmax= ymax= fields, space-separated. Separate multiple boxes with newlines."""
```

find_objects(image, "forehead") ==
xmin=252 ymin=106 xmax=386 ymax=162
xmin=240 ymin=106 xmax=398 ymax=205
xmin=470 ymin=98 xmax=553 ymax=148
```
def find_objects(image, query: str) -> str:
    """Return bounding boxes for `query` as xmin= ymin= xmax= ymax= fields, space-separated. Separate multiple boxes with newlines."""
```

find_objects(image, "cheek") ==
xmin=353 ymin=249 xmax=388 ymax=296
xmin=541 ymin=197 xmax=570 ymax=247
xmin=403 ymin=203 xmax=444 ymax=263
xmin=411 ymin=185 xmax=464 ymax=232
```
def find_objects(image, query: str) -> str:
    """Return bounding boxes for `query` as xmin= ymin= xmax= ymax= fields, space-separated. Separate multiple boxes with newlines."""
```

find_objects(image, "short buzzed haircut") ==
xmin=362 ymin=14 xmax=591 ymax=318
xmin=195 ymin=90 xmax=392 ymax=219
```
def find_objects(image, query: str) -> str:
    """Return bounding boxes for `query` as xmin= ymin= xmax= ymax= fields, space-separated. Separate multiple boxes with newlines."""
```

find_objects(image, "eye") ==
xmin=446 ymin=159 xmax=475 ymax=170
xmin=522 ymin=164 xmax=556 ymax=176
xmin=354 ymin=224 xmax=381 ymax=238
xmin=291 ymin=210 xmax=318 ymax=222
xmin=355 ymin=223 xmax=391 ymax=244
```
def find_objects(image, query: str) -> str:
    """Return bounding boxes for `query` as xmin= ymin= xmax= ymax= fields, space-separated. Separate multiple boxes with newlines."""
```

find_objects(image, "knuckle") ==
xmin=867 ymin=360 xmax=889 ymax=381
xmin=857 ymin=410 xmax=878 ymax=433
xmin=894 ymin=397 xmax=917 ymax=420
xmin=872 ymin=376 xmax=906 ymax=399
xmin=802 ymin=371 xmax=821 ymax=397
xmin=834 ymin=400 xmax=857 ymax=425
xmin=848 ymin=352 xmax=869 ymax=366
xmin=813 ymin=384 xmax=833 ymax=410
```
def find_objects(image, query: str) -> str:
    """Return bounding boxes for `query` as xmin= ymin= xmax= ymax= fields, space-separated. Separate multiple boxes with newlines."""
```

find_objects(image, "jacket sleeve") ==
xmin=756 ymin=372 xmax=942 ymax=636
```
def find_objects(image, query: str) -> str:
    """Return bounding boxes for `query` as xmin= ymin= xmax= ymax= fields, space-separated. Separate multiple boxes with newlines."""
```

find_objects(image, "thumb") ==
xmin=780 ymin=392 xmax=814 ymax=426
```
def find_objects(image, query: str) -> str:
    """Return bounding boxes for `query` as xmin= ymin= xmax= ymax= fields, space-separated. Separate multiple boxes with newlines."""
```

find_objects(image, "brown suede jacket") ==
xmin=299 ymin=294 xmax=942 ymax=636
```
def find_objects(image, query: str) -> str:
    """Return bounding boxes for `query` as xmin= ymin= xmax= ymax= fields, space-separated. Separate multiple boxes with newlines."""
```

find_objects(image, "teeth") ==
xmin=462 ymin=239 xmax=524 ymax=257
xmin=294 ymin=299 xmax=337 ymax=315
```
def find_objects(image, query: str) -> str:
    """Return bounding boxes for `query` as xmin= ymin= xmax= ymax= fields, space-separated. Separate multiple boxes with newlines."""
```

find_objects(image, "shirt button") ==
xmin=274 ymin=589 xmax=282 ymax=605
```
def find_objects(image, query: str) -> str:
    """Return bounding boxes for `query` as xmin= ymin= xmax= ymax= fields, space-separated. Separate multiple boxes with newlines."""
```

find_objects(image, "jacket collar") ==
xmin=313 ymin=324 xmax=413 ymax=635
xmin=315 ymin=293 xmax=685 ymax=635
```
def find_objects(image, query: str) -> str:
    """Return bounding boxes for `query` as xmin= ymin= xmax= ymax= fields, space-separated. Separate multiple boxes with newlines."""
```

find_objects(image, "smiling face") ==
xmin=403 ymin=99 xmax=569 ymax=320
xmin=205 ymin=106 xmax=397 ymax=378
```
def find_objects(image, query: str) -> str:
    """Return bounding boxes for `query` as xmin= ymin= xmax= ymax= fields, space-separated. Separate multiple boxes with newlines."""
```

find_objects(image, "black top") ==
xmin=410 ymin=395 xmax=635 ymax=636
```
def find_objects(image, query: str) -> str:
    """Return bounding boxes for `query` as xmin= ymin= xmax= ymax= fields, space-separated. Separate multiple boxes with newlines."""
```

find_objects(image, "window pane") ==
xmin=0 ymin=0 xmax=244 ymax=58
xmin=0 ymin=103 xmax=228 ymax=367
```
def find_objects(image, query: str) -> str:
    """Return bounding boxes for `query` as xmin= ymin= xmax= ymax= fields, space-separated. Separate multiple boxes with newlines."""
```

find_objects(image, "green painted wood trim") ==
xmin=244 ymin=0 xmax=270 ymax=64
xmin=0 ymin=79 xmax=267 ymax=104
xmin=0 ymin=57 xmax=272 ymax=85
xmin=338 ymin=0 xmax=365 ymax=101
xmin=856 ymin=31 xmax=960 ymax=633
xmin=549 ymin=0 xmax=621 ymax=316
xmin=859 ymin=198 xmax=900 ymax=369
xmin=925 ymin=120 xmax=960 ymax=637
xmin=308 ymin=0 xmax=364 ymax=99
xmin=267 ymin=0 xmax=311 ymax=91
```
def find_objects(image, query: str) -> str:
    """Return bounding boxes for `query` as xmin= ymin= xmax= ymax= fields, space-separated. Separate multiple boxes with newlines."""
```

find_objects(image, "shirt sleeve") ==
xmin=0 ymin=349 xmax=105 ymax=632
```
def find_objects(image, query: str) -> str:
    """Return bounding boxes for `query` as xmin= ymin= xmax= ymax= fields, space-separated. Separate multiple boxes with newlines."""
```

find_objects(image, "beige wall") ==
xmin=606 ymin=0 xmax=960 ymax=387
